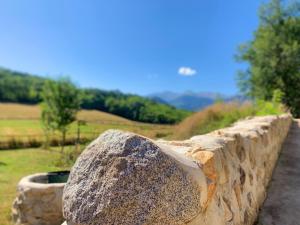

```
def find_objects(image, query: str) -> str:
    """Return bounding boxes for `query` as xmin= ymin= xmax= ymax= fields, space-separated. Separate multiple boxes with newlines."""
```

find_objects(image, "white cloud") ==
xmin=178 ymin=67 xmax=197 ymax=76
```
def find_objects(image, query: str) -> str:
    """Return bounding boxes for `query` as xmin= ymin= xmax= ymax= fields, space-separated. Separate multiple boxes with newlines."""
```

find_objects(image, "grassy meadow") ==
xmin=0 ymin=103 xmax=173 ymax=149
xmin=0 ymin=148 xmax=67 ymax=225
xmin=0 ymin=101 xmax=284 ymax=147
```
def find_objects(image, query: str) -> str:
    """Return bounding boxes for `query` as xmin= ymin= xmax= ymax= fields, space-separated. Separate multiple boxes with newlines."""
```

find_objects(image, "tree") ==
xmin=41 ymin=78 xmax=81 ymax=152
xmin=236 ymin=0 xmax=300 ymax=117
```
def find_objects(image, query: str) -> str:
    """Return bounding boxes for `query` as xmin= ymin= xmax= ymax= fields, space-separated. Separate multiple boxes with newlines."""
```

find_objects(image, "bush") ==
xmin=55 ymin=145 xmax=84 ymax=167
xmin=255 ymin=89 xmax=285 ymax=116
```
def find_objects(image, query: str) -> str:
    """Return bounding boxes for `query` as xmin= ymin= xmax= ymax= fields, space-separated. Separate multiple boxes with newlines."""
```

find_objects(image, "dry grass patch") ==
xmin=0 ymin=103 xmax=40 ymax=120
xmin=0 ymin=103 xmax=133 ymax=123
xmin=173 ymin=102 xmax=256 ymax=140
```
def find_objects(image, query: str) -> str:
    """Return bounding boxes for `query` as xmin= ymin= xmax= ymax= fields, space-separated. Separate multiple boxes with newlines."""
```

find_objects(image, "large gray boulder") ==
xmin=63 ymin=130 xmax=203 ymax=225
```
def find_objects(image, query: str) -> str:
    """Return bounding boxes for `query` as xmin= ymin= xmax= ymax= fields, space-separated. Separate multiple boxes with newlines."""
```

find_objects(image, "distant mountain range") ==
xmin=148 ymin=91 xmax=246 ymax=111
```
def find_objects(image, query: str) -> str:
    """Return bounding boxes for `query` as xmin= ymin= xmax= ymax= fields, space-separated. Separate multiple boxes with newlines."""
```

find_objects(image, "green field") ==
xmin=0 ymin=148 xmax=67 ymax=225
xmin=0 ymin=103 xmax=173 ymax=149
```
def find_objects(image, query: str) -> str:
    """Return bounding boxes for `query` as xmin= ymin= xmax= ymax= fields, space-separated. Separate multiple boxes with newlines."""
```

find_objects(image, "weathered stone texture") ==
xmin=62 ymin=114 xmax=292 ymax=225
xmin=63 ymin=131 xmax=204 ymax=225
xmin=12 ymin=173 xmax=65 ymax=225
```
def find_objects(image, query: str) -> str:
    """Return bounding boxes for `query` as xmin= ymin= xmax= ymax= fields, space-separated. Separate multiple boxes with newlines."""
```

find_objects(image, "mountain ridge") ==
xmin=148 ymin=91 xmax=245 ymax=111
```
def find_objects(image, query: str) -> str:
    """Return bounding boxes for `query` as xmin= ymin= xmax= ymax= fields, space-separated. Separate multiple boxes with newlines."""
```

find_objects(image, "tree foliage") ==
xmin=236 ymin=0 xmax=300 ymax=117
xmin=0 ymin=68 xmax=45 ymax=103
xmin=41 ymin=78 xmax=81 ymax=151
xmin=82 ymin=89 xmax=189 ymax=124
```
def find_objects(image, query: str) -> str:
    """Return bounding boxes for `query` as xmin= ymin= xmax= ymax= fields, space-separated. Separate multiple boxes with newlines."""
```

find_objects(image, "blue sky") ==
xmin=0 ymin=0 xmax=264 ymax=95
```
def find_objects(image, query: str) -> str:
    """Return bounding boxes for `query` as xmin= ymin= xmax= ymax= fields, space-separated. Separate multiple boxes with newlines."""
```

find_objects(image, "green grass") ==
xmin=0 ymin=119 xmax=173 ymax=149
xmin=0 ymin=102 xmax=285 ymax=148
xmin=0 ymin=119 xmax=172 ymax=139
xmin=0 ymin=103 xmax=173 ymax=149
xmin=0 ymin=148 xmax=67 ymax=225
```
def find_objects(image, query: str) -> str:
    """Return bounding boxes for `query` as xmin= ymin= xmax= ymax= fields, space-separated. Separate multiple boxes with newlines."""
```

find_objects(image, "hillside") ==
xmin=0 ymin=103 xmax=173 ymax=149
xmin=0 ymin=103 xmax=131 ymax=123
xmin=0 ymin=68 xmax=190 ymax=124
xmin=172 ymin=101 xmax=284 ymax=140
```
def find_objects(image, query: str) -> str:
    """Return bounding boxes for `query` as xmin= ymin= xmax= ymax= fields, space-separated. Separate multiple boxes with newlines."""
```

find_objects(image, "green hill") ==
xmin=0 ymin=103 xmax=174 ymax=149
xmin=0 ymin=67 xmax=190 ymax=124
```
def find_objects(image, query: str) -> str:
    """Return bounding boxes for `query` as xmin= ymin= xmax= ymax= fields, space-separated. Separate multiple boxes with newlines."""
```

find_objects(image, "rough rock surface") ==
xmin=12 ymin=173 xmax=65 ymax=225
xmin=62 ymin=114 xmax=292 ymax=225
xmin=63 ymin=130 xmax=203 ymax=225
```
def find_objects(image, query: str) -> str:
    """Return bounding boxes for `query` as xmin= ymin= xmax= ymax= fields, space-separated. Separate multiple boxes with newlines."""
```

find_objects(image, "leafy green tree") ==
xmin=236 ymin=0 xmax=300 ymax=116
xmin=41 ymin=78 xmax=81 ymax=152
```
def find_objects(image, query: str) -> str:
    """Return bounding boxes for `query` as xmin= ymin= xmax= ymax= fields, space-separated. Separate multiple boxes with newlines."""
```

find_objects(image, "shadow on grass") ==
xmin=0 ymin=161 xmax=7 ymax=166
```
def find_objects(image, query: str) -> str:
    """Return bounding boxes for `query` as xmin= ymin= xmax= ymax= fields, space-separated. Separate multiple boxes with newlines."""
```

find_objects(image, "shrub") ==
xmin=55 ymin=145 xmax=84 ymax=167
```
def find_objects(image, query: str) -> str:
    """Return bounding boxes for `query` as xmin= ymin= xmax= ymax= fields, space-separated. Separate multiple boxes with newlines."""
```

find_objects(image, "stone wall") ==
xmin=62 ymin=114 xmax=292 ymax=225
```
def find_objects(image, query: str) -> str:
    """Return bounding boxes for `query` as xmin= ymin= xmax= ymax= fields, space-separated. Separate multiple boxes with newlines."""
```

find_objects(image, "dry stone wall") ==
xmin=62 ymin=114 xmax=292 ymax=225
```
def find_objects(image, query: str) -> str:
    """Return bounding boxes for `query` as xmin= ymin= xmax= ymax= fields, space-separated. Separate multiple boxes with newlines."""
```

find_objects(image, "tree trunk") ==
xmin=44 ymin=130 xmax=50 ymax=150
xmin=77 ymin=121 xmax=80 ymax=145
xmin=61 ymin=130 xmax=66 ymax=153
